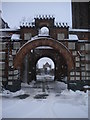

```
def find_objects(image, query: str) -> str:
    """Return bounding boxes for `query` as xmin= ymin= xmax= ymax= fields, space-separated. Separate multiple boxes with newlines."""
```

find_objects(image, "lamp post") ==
xmin=42 ymin=77 xmax=46 ymax=92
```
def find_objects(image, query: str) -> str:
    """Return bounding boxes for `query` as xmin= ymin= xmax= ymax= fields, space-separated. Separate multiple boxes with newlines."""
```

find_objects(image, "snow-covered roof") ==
xmin=31 ymin=35 xmax=38 ymax=40
xmin=0 ymin=51 xmax=5 ymax=54
xmin=0 ymin=35 xmax=10 ymax=38
xmin=38 ymin=34 xmax=49 ymax=37
xmin=0 ymin=28 xmax=19 ymax=32
xmin=69 ymin=28 xmax=90 ymax=32
xmin=78 ymin=40 xmax=89 ymax=43
xmin=35 ymin=46 xmax=53 ymax=49
xmin=55 ymin=22 xmax=68 ymax=28
xmin=11 ymin=34 xmax=20 ymax=40
xmin=0 ymin=61 xmax=5 ymax=64
xmin=83 ymin=86 xmax=90 ymax=89
xmin=34 ymin=15 xmax=55 ymax=19
xmin=69 ymin=34 xmax=78 ymax=40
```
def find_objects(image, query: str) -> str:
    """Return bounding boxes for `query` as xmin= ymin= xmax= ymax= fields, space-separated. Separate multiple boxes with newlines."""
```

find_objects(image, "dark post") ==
xmin=67 ymin=71 xmax=70 ymax=90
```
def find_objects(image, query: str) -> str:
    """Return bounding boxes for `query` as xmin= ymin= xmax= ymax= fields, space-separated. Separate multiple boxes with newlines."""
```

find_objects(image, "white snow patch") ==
xmin=11 ymin=34 xmax=20 ymax=40
xmin=35 ymin=46 xmax=52 ymax=49
xmin=84 ymin=85 xmax=90 ymax=89
xmin=69 ymin=28 xmax=90 ymax=32
xmin=36 ymin=75 xmax=55 ymax=81
xmin=0 ymin=28 xmax=19 ymax=32
xmin=2 ymin=89 xmax=25 ymax=98
xmin=2 ymin=82 xmax=88 ymax=118
xmin=69 ymin=34 xmax=78 ymax=40
xmin=54 ymin=81 xmax=67 ymax=93
xmin=31 ymin=35 xmax=38 ymax=40
xmin=78 ymin=40 xmax=88 ymax=42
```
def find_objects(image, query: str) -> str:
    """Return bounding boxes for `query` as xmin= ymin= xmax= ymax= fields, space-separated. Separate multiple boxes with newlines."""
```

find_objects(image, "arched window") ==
xmin=38 ymin=27 xmax=49 ymax=36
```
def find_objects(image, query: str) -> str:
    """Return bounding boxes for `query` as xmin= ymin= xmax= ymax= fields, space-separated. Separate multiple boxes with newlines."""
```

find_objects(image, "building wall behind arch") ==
xmin=1 ymin=15 xmax=90 ymax=91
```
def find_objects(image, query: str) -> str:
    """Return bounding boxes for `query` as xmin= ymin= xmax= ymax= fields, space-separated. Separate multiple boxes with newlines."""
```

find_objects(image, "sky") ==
xmin=1 ymin=2 xmax=72 ymax=28
xmin=37 ymin=57 xmax=54 ymax=68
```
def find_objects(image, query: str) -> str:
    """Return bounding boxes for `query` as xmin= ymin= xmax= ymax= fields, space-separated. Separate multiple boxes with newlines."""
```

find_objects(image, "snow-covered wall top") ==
xmin=69 ymin=34 xmax=78 ymax=40
xmin=69 ymin=28 xmax=90 ymax=32
xmin=11 ymin=34 xmax=20 ymax=40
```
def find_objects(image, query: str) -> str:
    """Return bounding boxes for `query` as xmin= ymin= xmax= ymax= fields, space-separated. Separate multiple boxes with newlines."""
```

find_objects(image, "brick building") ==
xmin=0 ymin=2 xmax=90 ymax=92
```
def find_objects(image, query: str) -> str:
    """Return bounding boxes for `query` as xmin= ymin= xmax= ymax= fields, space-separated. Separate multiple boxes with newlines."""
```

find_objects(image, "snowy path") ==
xmin=1 ymin=82 xmax=89 ymax=118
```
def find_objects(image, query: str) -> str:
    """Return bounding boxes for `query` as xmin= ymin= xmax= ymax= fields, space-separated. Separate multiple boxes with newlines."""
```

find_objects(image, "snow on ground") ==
xmin=36 ymin=75 xmax=55 ymax=81
xmin=1 ymin=81 xmax=88 ymax=118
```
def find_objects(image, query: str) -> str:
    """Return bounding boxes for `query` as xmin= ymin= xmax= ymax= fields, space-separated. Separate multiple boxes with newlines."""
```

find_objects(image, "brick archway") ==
xmin=13 ymin=37 xmax=75 ymax=72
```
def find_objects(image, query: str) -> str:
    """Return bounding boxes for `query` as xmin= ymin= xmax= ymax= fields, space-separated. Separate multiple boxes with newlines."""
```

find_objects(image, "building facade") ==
xmin=0 ymin=14 xmax=90 ymax=92
xmin=0 ymin=2 xmax=90 ymax=92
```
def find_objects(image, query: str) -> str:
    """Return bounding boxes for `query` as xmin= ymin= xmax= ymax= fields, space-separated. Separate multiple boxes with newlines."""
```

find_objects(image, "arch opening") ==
xmin=36 ymin=57 xmax=55 ymax=81
xmin=21 ymin=47 xmax=68 ymax=84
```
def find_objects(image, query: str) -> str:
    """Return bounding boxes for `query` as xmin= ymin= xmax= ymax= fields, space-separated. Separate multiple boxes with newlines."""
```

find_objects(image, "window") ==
xmin=9 ymin=61 xmax=13 ymax=66
xmin=81 ymin=72 xmax=85 ymax=76
xmin=9 ymin=56 xmax=13 ymax=61
xmin=14 ymin=75 xmax=19 ymax=80
xmin=76 ymin=77 xmax=80 ymax=80
xmin=8 ymin=76 xmax=13 ymax=80
xmin=70 ymin=72 xmax=75 ymax=75
xmin=76 ymin=57 xmax=80 ymax=61
xmin=86 ymin=77 xmax=90 ymax=80
xmin=81 ymin=56 xmax=85 ymax=60
xmin=57 ymin=33 xmax=65 ymax=40
xmin=0 ymin=52 xmax=5 ymax=60
xmin=81 ymin=67 xmax=85 ymax=70
xmin=86 ymin=72 xmax=90 ymax=76
xmin=0 ymin=42 xmax=6 ymax=50
xmin=70 ymin=77 xmax=75 ymax=80
xmin=72 ymin=51 xmax=77 ymax=56
xmin=0 ymin=77 xmax=7 ymax=82
xmin=80 ymin=44 xmax=85 ymax=50
xmin=76 ymin=63 xmax=80 ymax=67
xmin=14 ymin=70 xmax=19 ymax=74
xmin=8 ymin=71 xmax=13 ymax=75
xmin=81 ymin=64 xmax=85 ymax=67
xmin=82 ymin=77 xmax=85 ymax=80
xmin=24 ymin=33 xmax=32 ymax=40
xmin=0 ymin=62 xmax=5 ymax=70
xmin=8 ymin=82 xmax=13 ymax=85
xmin=13 ymin=42 xmax=20 ymax=49
xmin=39 ymin=27 xmax=49 ymax=36
xmin=86 ymin=64 xmax=90 ymax=70
xmin=76 ymin=72 xmax=80 ymax=75
xmin=0 ymin=70 xmax=4 ymax=76
xmin=86 ymin=54 xmax=90 ymax=60
xmin=68 ymin=42 xmax=75 ymax=49
xmin=12 ymin=50 xmax=16 ymax=55
xmin=85 ymin=44 xmax=90 ymax=50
